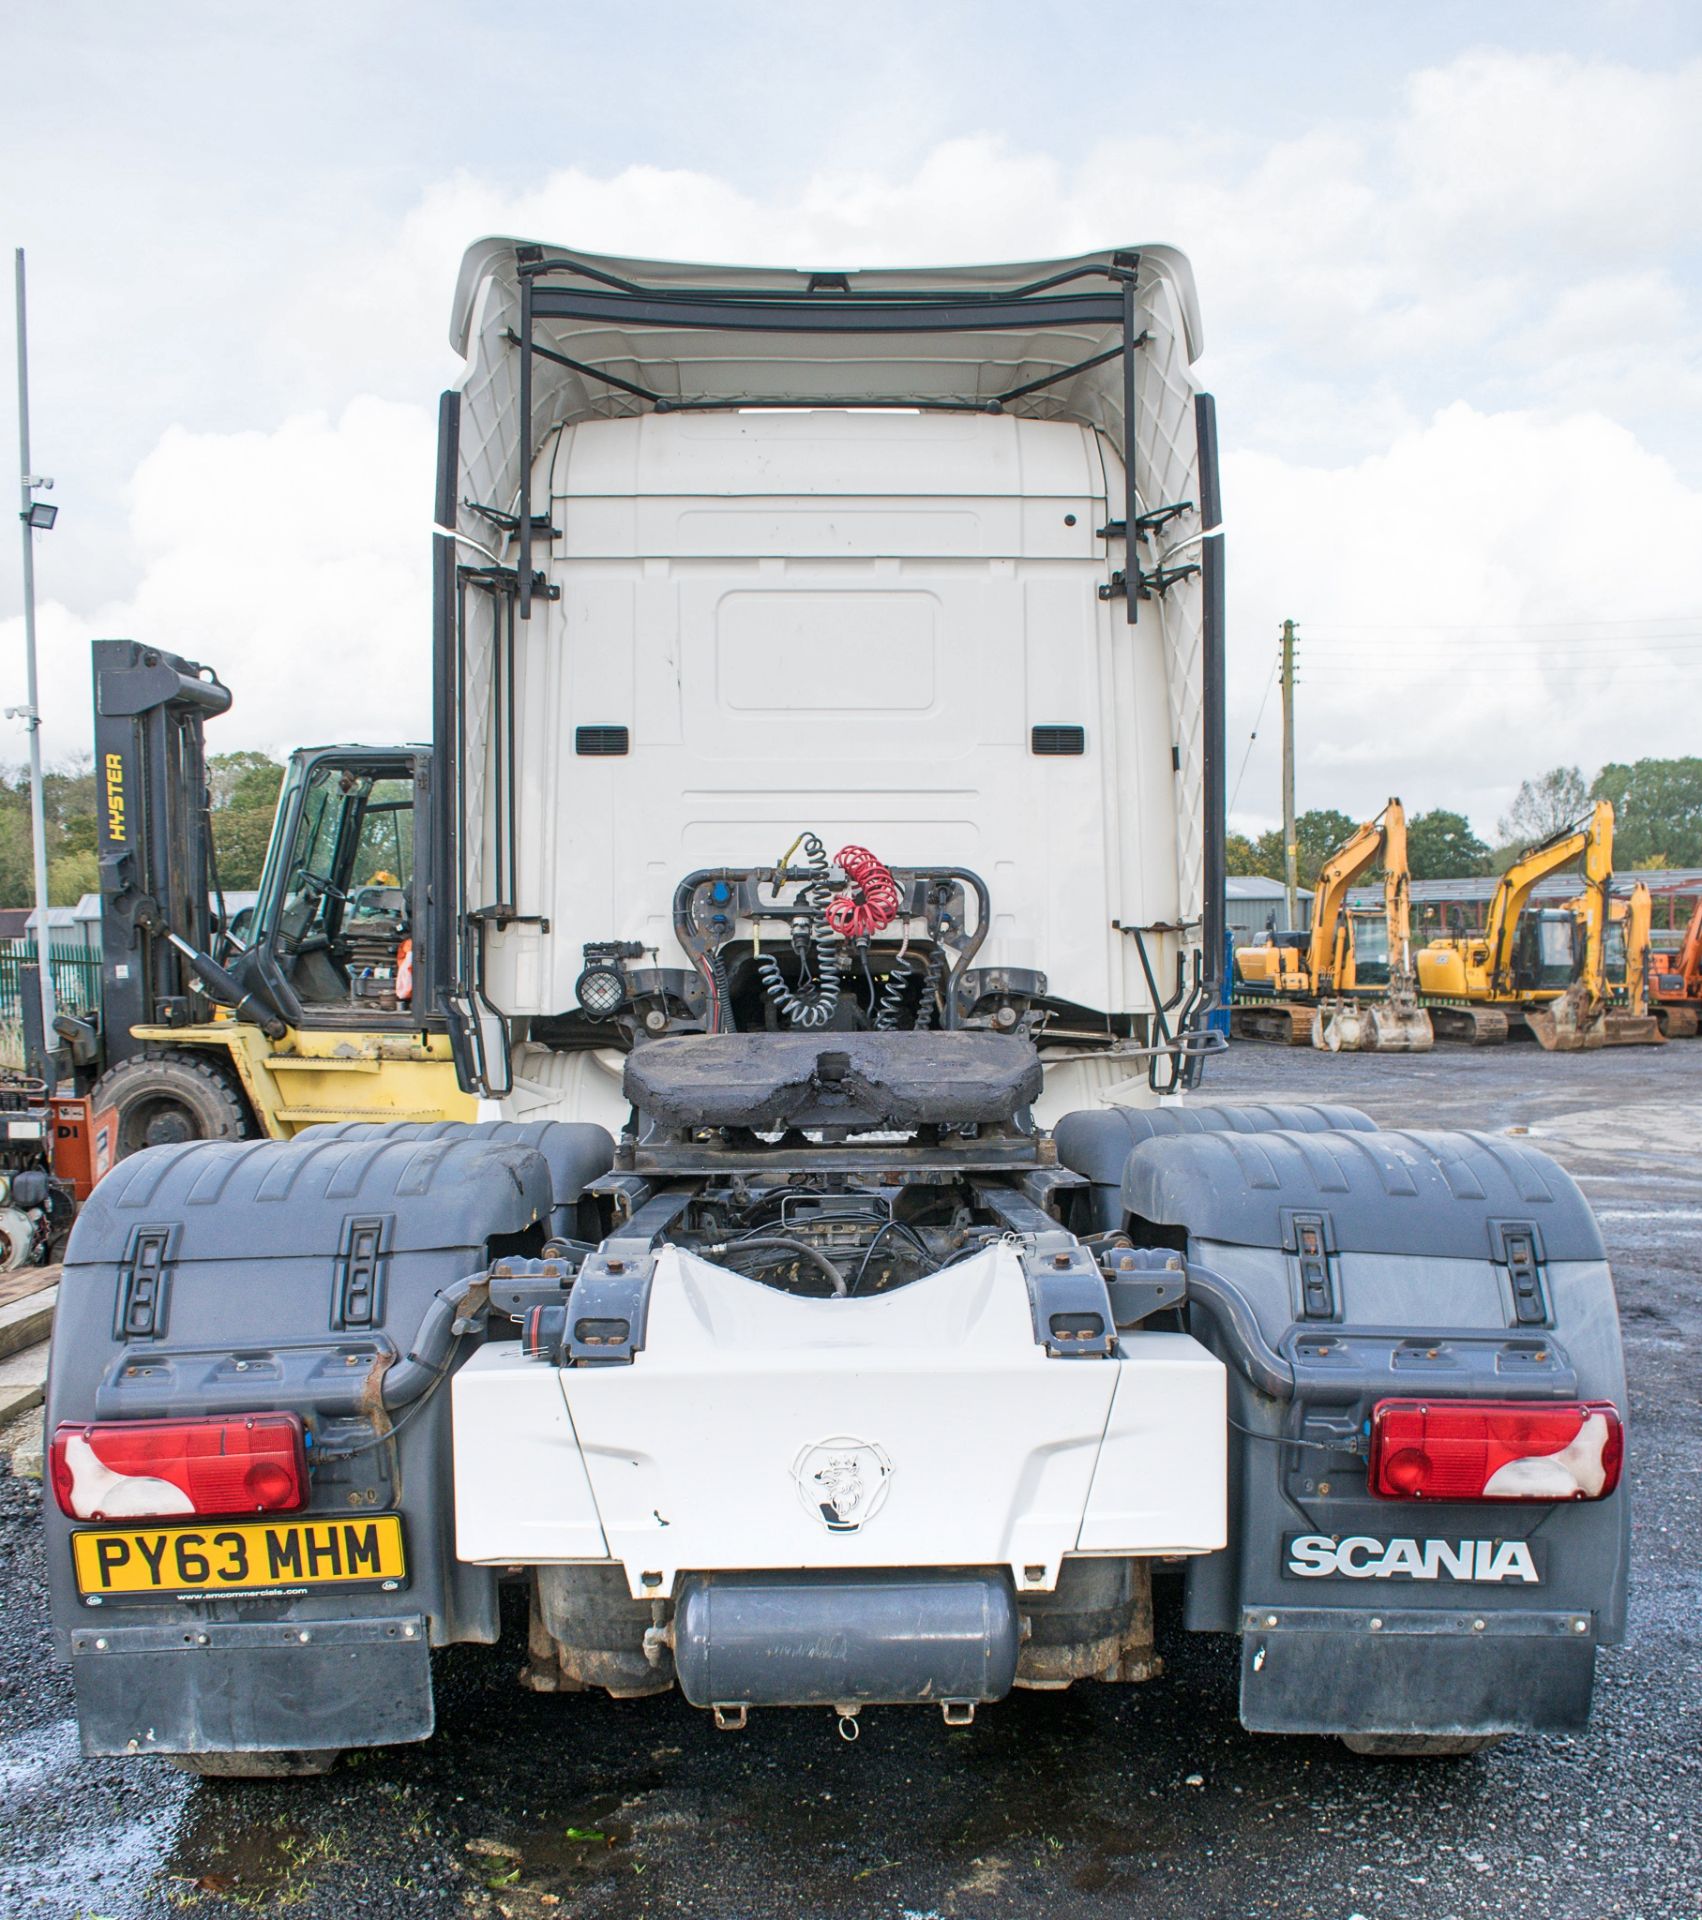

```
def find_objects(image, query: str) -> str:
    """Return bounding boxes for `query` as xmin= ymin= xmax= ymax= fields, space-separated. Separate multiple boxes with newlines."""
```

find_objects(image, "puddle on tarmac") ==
xmin=160 ymin=1804 xmax=359 ymax=1910
xmin=459 ymin=1794 xmax=636 ymax=1909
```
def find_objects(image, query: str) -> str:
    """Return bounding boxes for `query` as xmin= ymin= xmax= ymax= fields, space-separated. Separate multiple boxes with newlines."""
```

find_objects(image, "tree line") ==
xmin=0 ymin=751 xmax=286 ymax=908
xmin=1229 ymin=757 xmax=1702 ymax=886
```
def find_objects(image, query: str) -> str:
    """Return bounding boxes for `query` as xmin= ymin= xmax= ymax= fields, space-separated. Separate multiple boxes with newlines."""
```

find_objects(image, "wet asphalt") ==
xmin=1 ymin=1040 xmax=1698 ymax=1920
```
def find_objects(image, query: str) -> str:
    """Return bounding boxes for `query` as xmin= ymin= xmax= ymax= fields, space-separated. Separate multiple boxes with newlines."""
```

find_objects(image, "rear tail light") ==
xmin=1369 ymin=1399 xmax=1623 ymax=1503
xmin=50 ymin=1414 xmax=308 ymax=1522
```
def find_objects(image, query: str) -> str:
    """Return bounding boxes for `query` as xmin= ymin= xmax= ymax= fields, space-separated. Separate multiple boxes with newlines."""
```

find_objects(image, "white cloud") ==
xmin=1397 ymin=50 xmax=1702 ymax=258
xmin=0 ymin=398 xmax=437 ymax=768
xmin=1225 ymin=402 xmax=1702 ymax=835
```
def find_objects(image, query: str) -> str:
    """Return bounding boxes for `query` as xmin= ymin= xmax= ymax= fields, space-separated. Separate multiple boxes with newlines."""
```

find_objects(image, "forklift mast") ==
xmin=91 ymin=640 xmax=231 ymax=1069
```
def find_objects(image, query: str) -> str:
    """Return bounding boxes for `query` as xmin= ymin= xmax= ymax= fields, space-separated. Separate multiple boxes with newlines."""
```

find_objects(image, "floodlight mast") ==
xmin=13 ymin=248 xmax=57 ymax=1053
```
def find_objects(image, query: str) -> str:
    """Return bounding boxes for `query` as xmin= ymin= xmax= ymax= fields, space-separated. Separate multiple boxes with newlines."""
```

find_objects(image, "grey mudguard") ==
xmin=297 ymin=1118 xmax=615 ymax=1242
xmin=1121 ymin=1127 xmax=1605 ymax=1262
xmin=1116 ymin=1126 xmax=1629 ymax=1740
xmin=45 ymin=1132 xmax=556 ymax=1756
xmin=1055 ymin=1100 xmax=1375 ymax=1233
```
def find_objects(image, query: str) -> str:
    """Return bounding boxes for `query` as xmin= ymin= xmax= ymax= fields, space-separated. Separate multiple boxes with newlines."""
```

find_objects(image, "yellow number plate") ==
xmin=72 ymin=1514 xmax=407 ymax=1601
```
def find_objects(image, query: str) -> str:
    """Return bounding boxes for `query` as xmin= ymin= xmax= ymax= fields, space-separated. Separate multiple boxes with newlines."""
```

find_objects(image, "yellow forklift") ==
xmin=1232 ymin=799 xmax=1431 ymax=1050
xmin=59 ymin=642 xmax=472 ymax=1163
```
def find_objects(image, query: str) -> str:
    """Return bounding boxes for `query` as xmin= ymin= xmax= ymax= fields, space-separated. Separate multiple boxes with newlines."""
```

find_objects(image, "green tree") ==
xmin=207 ymin=751 xmax=287 ymax=890
xmin=1498 ymin=766 xmax=1589 ymax=846
xmin=1406 ymin=808 xmax=1492 ymax=880
xmin=1590 ymin=758 xmax=1702 ymax=867
xmin=48 ymin=848 xmax=99 ymax=905
xmin=1253 ymin=809 xmax=1360 ymax=890
xmin=0 ymin=758 xmax=99 ymax=907
xmin=1225 ymin=831 xmax=1266 ymax=877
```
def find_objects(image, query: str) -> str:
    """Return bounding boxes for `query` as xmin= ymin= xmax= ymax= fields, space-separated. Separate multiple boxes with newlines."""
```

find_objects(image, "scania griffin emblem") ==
xmin=793 ymin=1436 xmax=893 ymax=1533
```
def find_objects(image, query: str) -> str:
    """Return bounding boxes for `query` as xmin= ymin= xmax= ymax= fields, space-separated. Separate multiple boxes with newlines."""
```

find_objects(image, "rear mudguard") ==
xmin=43 ymin=1122 xmax=614 ymax=1757
xmin=1054 ymin=1101 xmax=1376 ymax=1234
xmin=1119 ymin=1125 xmax=1629 ymax=1739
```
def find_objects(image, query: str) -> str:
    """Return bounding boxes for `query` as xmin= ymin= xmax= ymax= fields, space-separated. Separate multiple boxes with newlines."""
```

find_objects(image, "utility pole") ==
xmin=1280 ymin=617 xmax=1298 ymax=929
xmin=13 ymin=249 xmax=57 ymax=1057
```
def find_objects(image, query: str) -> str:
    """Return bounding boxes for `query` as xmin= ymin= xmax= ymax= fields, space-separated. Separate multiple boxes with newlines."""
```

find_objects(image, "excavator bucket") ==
xmin=1527 ymin=984 xmax=1607 ymax=1052
xmin=1601 ymin=1010 xmax=1666 ymax=1046
xmin=1314 ymin=997 xmax=1433 ymax=1053
xmin=1363 ymin=1000 xmax=1434 ymax=1052
xmin=1312 ymin=998 xmax=1364 ymax=1052
xmin=1529 ymin=982 xmax=1664 ymax=1050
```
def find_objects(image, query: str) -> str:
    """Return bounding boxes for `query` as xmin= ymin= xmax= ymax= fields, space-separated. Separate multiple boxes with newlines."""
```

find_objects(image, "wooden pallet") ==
xmin=0 ymin=1262 xmax=60 ymax=1310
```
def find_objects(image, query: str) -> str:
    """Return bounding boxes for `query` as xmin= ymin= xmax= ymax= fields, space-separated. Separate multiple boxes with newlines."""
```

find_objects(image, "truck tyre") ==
xmin=93 ymin=1051 xmax=255 ymax=1159
xmin=1340 ymin=1734 xmax=1504 ymax=1759
xmin=166 ymin=1749 xmax=340 ymax=1778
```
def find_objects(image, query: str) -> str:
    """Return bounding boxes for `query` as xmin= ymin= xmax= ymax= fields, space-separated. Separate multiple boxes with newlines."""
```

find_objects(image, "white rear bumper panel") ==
xmin=453 ymin=1247 xmax=1226 ymax=1594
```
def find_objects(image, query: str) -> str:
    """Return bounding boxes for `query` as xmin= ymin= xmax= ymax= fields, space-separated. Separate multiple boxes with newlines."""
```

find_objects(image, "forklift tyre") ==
xmin=1340 ymin=1734 xmax=1504 ymax=1760
xmin=94 ymin=1051 xmax=255 ymax=1158
xmin=166 ymin=1749 xmax=341 ymax=1779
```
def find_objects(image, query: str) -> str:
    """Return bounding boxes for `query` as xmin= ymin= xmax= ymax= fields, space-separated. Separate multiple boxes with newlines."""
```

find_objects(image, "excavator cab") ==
xmin=1510 ymin=908 xmax=1580 ymax=994
xmin=1344 ymin=909 xmax=1390 ymax=987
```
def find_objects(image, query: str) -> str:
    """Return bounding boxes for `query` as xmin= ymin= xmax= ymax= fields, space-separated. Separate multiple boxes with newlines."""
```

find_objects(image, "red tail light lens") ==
xmin=50 ymin=1414 xmax=308 ymax=1522
xmin=1369 ymin=1399 xmax=1622 ymax=1502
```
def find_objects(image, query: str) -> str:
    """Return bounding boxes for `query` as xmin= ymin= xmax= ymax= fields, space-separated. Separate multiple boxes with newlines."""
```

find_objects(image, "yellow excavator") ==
xmin=1533 ymin=877 xmax=1663 ymax=1050
xmin=1415 ymin=801 xmax=1658 ymax=1047
xmin=1232 ymin=799 xmax=1432 ymax=1050
xmin=1312 ymin=800 xmax=1432 ymax=1053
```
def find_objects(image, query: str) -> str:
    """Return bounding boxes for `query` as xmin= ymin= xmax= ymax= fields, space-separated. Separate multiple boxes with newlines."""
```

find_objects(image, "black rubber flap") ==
xmin=1239 ymin=1623 xmax=1594 ymax=1736
xmin=65 ymin=1134 xmax=553 ymax=1263
xmin=624 ymin=1031 xmax=1044 ymax=1131
xmin=1121 ymin=1128 xmax=1605 ymax=1261
xmin=1055 ymin=1100 xmax=1374 ymax=1189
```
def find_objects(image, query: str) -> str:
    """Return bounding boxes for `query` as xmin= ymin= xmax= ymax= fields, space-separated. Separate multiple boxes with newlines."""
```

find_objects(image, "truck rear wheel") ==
xmin=166 ymin=1749 xmax=340 ymax=1778
xmin=94 ymin=1052 xmax=255 ymax=1158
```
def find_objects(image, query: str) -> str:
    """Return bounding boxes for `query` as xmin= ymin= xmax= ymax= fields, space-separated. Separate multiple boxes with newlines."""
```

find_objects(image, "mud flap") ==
xmin=1239 ymin=1610 xmax=1595 ymax=1736
xmin=68 ymin=1617 xmax=433 ymax=1757
xmin=1116 ymin=1125 xmax=1629 ymax=1740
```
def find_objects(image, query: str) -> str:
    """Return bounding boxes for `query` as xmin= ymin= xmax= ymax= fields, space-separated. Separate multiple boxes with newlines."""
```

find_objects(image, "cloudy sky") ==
xmin=3 ymin=0 xmax=1700 ymax=840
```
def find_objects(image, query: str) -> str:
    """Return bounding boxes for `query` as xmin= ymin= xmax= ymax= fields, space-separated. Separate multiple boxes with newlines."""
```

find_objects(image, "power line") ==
xmin=1228 ymin=644 xmax=1281 ymax=817
xmin=1299 ymin=638 xmax=1702 ymax=655
xmin=1301 ymin=613 xmax=1702 ymax=632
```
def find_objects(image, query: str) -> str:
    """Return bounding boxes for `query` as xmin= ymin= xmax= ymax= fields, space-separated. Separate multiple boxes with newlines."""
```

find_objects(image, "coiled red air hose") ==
xmin=827 ymin=846 xmax=901 ymax=938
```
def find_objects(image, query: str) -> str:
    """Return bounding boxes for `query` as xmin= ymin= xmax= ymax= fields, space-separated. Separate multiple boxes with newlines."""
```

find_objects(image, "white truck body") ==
xmin=440 ymin=243 xmax=1221 ymax=1126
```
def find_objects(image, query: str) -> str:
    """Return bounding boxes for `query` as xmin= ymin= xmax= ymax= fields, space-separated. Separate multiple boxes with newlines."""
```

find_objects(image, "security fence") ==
xmin=0 ymin=942 xmax=103 ymax=1024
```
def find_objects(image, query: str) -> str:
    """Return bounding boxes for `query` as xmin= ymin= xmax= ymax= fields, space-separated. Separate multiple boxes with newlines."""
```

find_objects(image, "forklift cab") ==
xmin=238 ymin=746 xmax=432 ymax=1027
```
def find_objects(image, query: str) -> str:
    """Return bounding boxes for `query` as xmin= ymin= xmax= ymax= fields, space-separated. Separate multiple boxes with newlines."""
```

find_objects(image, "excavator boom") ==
xmin=1311 ymin=800 xmax=1432 ymax=1053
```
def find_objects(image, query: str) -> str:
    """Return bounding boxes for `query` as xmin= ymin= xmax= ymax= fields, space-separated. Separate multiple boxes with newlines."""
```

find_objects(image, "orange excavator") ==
xmin=1648 ymin=895 xmax=1702 ymax=1038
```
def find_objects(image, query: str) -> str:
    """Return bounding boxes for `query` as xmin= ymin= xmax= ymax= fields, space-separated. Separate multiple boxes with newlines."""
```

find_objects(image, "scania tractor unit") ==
xmin=44 ymin=242 xmax=1628 ymax=1774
